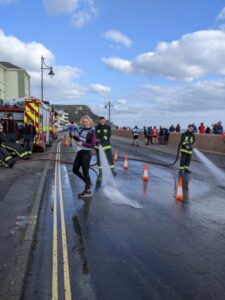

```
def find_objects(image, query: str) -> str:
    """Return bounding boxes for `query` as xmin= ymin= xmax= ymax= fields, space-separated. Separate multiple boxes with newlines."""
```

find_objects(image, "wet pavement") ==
xmin=22 ymin=136 xmax=225 ymax=300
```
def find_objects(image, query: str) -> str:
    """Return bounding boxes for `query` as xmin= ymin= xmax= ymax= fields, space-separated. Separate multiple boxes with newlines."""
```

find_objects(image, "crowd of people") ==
xmin=168 ymin=121 xmax=223 ymax=135
xmin=118 ymin=121 xmax=224 ymax=136
xmin=127 ymin=121 xmax=224 ymax=147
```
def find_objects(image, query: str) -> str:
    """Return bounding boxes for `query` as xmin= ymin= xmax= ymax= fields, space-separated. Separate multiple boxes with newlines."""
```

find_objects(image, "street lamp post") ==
xmin=105 ymin=100 xmax=114 ymax=123
xmin=41 ymin=55 xmax=55 ymax=102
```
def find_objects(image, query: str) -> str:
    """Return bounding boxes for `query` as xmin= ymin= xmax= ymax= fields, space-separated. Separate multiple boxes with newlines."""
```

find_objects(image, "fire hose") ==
xmin=15 ymin=143 xmax=181 ymax=167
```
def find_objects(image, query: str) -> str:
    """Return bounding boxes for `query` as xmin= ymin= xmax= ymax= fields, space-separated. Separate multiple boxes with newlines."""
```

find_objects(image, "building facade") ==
xmin=0 ymin=62 xmax=30 ymax=101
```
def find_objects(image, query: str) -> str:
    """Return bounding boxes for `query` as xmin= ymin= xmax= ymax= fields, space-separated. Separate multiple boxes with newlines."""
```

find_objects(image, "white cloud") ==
xmin=44 ymin=0 xmax=98 ymax=27
xmin=0 ymin=29 xmax=54 ymax=71
xmin=103 ymin=30 xmax=132 ymax=48
xmin=71 ymin=0 xmax=98 ymax=28
xmin=216 ymin=7 xmax=225 ymax=21
xmin=89 ymin=83 xmax=111 ymax=96
xmin=0 ymin=29 xmax=86 ymax=101
xmin=102 ymin=57 xmax=133 ymax=74
xmin=103 ymin=30 xmax=225 ymax=81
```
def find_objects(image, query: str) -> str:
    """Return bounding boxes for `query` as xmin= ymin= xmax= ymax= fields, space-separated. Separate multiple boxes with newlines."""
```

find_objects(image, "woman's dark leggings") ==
xmin=73 ymin=150 xmax=92 ymax=190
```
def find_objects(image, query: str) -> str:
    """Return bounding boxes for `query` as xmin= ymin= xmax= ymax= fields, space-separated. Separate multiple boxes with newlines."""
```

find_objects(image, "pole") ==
xmin=109 ymin=101 xmax=111 ymax=123
xmin=41 ymin=55 xmax=55 ymax=102
xmin=41 ymin=56 xmax=44 ymax=102
xmin=105 ymin=100 xmax=114 ymax=123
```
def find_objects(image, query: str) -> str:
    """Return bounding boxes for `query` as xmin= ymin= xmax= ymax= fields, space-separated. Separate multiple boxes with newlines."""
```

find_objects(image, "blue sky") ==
xmin=0 ymin=0 xmax=225 ymax=128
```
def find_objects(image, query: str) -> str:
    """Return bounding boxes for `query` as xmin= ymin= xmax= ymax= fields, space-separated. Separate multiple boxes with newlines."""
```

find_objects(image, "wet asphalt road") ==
xmin=23 ymin=138 xmax=225 ymax=300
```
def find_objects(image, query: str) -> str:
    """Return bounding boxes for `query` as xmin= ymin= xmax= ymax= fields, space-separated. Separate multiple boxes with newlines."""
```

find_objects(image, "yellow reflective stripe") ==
xmin=102 ymin=145 xmax=111 ymax=150
xmin=103 ymin=129 xmax=108 ymax=133
xmin=97 ymin=130 xmax=100 ymax=133
xmin=103 ymin=136 xmax=108 ymax=140
xmin=181 ymin=149 xmax=192 ymax=154
xmin=5 ymin=156 xmax=12 ymax=161
xmin=26 ymin=111 xmax=39 ymax=125
xmin=0 ymin=160 xmax=8 ymax=166
xmin=43 ymin=126 xmax=52 ymax=131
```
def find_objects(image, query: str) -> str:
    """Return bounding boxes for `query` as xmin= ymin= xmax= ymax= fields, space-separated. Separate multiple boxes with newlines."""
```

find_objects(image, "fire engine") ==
xmin=0 ymin=97 xmax=57 ymax=151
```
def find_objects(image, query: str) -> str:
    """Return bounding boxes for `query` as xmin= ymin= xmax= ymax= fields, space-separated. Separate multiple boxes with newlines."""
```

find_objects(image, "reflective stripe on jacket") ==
xmin=95 ymin=124 xmax=111 ymax=149
xmin=180 ymin=131 xmax=195 ymax=155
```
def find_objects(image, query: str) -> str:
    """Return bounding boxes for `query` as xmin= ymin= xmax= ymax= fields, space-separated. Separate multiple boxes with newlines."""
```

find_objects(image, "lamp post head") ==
xmin=48 ymin=67 xmax=55 ymax=77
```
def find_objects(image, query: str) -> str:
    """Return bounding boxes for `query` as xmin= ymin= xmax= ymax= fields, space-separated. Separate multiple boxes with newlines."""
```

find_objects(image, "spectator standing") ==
xmin=143 ymin=126 xmax=150 ymax=145
xmin=198 ymin=122 xmax=205 ymax=134
xmin=175 ymin=124 xmax=181 ymax=132
xmin=163 ymin=128 xmax=170 ymax=145
xmin=213 ymin=121 xmax=223 ymax=134
xmin=158 ymin=127 xmax=164 ymax=144
xmin=192 ymin=123 xmax=198 ymax=134
xmin=169 ymin=124 xmax=175 ymax=132
xmin=68 ymin=121 xmax=78 ymax=146
xmin=205 ymin=126 xmax=211 ymax=134
xmin=152 ymin=126 xmax=158 ymax=144
xmin=131 ymin=126 xmax=139 ymax=146
xmin=147 ymin=126 xmax=153 ymax=144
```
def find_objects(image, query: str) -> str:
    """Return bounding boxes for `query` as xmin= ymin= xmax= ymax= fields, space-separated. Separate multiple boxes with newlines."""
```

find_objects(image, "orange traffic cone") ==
xmin=64 ymin=134 xmax=69 ymax=147
xmin=123 ymin=155 xmax=128 ymax=169
xmin=176 ymin=177 xmax=183 ymax=201
xmin=114 ymin=149 xmax=118 ymax=161
xmin=142 ymin=164 xmax=149 ymax=181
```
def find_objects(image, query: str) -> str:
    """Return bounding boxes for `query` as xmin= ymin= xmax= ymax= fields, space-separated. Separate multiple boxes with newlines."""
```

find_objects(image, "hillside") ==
xmin=52 ymin=104 xmax=100 ymax=125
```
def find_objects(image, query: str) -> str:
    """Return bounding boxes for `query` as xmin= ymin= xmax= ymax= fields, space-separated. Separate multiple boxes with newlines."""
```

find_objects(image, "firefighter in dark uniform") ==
xmin=0 ymin=123 xmax=17 ymax=168
xmin=3 ymin=113 xmax=18 ymax=143
xmin=23 ymin=119 xmax=36 ymax=158
xmin=179 ymin=124 xmax=195 ymax=174
xmin=1 ymin=114 xmax=27 ymax=159
xmin=95 ymin=116 xmax=116 ymax=175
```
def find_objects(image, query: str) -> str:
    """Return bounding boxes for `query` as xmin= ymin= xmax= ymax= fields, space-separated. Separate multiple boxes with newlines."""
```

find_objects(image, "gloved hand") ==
xmin=185 ymin=144 xmax=192 ymax=150
xmin=96 ymin=139 xmax=101 ymax=146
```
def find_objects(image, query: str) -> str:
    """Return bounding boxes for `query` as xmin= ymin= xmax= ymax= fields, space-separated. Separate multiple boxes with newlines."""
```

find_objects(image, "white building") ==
xmin=0 ymin=62 xmax=30 ymax=101
xmin=54 ymin=110 xmax=69 ymax=131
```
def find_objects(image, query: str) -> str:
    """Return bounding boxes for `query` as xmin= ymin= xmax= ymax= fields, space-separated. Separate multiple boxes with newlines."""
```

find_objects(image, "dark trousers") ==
xmin=6 ymin=133 xmax=16 ymax=143
xmin=96 ymin=148 xmax=114 ymax=168
xmin=1 ymin=142 xmax=27 ymax=158
xmin=73 ymin=150 xmax=92 ymax=190
xmin=180 ymin=152 xmax=192 ymax=170
xmin=24 ymin=135 xmax=34 ymax=154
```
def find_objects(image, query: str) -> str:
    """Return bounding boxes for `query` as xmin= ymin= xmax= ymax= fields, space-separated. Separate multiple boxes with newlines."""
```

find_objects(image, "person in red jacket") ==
xmin=152 ymin=126 xmax=158 ymax=144
xmin=198 ymin=122 xmax=205 ymax=134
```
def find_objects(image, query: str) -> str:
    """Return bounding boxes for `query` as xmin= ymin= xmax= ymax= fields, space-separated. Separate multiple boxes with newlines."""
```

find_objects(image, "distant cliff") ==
xmin=52 ymin=104 xmax=99 ymax=124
